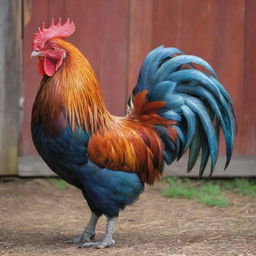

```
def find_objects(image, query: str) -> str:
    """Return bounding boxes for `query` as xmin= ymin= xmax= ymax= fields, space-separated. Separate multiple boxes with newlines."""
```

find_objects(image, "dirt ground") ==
xmin=0 ymin=178 xmax=255 ymax=256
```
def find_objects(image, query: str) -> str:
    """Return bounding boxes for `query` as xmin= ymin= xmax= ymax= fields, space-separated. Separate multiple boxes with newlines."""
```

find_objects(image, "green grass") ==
xmin=47 ymin=178 xmax=69 ymax=190
xmin=162 ymin=177 xmax=196 ymax=199
xmin=196 ymin=183 xmax=228 ymax=207
xmin=162 ymin=178 xmax=256 ymax=207
xmin=222 ymin=178 xmax=256 ymax=197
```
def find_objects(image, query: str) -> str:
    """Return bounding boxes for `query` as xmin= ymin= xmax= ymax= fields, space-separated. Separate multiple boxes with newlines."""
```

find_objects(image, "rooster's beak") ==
xmin=31 ymin=51 xmax=41 ymax=57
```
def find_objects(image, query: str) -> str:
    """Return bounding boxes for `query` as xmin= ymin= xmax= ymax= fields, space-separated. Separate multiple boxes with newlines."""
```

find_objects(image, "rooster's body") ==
xmin=31 ymin=19 xmax=236 ymax=248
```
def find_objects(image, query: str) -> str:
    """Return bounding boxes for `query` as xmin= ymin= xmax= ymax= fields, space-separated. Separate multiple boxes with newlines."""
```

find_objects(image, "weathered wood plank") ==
xmin=0 ymin=0 xmax=22 ymax=175
xmin=239 ymin=0 xmax=256 ymax=155
xmin=127 ymin=0 xmax=154 ymax=96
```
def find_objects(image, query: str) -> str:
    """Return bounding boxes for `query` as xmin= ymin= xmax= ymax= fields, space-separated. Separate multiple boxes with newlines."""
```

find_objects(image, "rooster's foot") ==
xmin=67 ymin=232 xmax=95 ymax=244
xmin=79 ymin=238 xmax=115 ymax=249
xmin=66 ymin=212 xmax=99 ymax=244
xmin=79 ymin=217 xmax=116 ymax=249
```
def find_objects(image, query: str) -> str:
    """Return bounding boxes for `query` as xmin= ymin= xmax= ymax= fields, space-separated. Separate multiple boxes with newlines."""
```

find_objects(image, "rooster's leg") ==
xmin=79 ymin=217 xmax=116 ymax=249
xmin=67 ymin=212 xmax=99 ymax=244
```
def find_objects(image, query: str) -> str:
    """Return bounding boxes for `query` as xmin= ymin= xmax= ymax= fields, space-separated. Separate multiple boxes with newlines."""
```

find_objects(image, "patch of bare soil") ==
xmin=0 ymin=178 xmax=255 ymax=256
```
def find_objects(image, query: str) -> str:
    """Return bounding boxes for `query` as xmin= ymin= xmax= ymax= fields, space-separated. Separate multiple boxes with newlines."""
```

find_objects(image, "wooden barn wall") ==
xmin=18 ymin=0 xmax=256 ymax=176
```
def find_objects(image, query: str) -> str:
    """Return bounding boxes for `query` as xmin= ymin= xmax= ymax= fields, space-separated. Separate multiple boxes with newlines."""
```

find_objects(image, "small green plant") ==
xmin=162 ymin=178 xmax=228 ymax=207
xmin=162 ymin=178 xmax=256 ymax=207
xmin=196 ymin=183 xmax=228 ymax=207
xmin=222 ymin=178 xmax=256 ymax=197
xmin=47 ymin=178 xmax=68 ymax=190
xmin=162 ymin=178 xmax=196 ymax=199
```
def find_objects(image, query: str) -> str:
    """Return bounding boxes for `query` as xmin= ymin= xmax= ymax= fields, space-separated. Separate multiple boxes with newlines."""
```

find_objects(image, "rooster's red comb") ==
xmin=33 ymin=17 xmax=76 ymax=50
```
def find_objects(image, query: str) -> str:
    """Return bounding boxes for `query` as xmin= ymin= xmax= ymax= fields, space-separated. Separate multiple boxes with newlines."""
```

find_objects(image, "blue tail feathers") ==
xmin=130 ymin=46 xmax=236 ymax=176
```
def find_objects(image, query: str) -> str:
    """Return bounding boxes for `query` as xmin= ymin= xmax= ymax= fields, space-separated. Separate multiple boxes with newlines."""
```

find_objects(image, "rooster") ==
xmin=31 ymin=18 xmax=236 ymax=248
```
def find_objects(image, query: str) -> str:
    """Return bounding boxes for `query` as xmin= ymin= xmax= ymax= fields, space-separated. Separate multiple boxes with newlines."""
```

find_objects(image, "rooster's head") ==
xmin=31 ymin=18 xmax=75 ymax=76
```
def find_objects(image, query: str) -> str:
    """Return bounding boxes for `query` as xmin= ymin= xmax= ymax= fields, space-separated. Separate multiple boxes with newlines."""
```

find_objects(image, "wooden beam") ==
xmin=18 ymin=156 xmax=256 ymax=177
xmin=164 ymin=156 xmax=256 ymax=178
xmin=0 ymin=0 xmax=22 ymax=175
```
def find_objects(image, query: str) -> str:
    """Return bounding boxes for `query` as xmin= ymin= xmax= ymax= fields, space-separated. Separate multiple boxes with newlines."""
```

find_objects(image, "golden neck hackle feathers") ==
xmin=37 ymin=38 xmax=113 ymax=134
